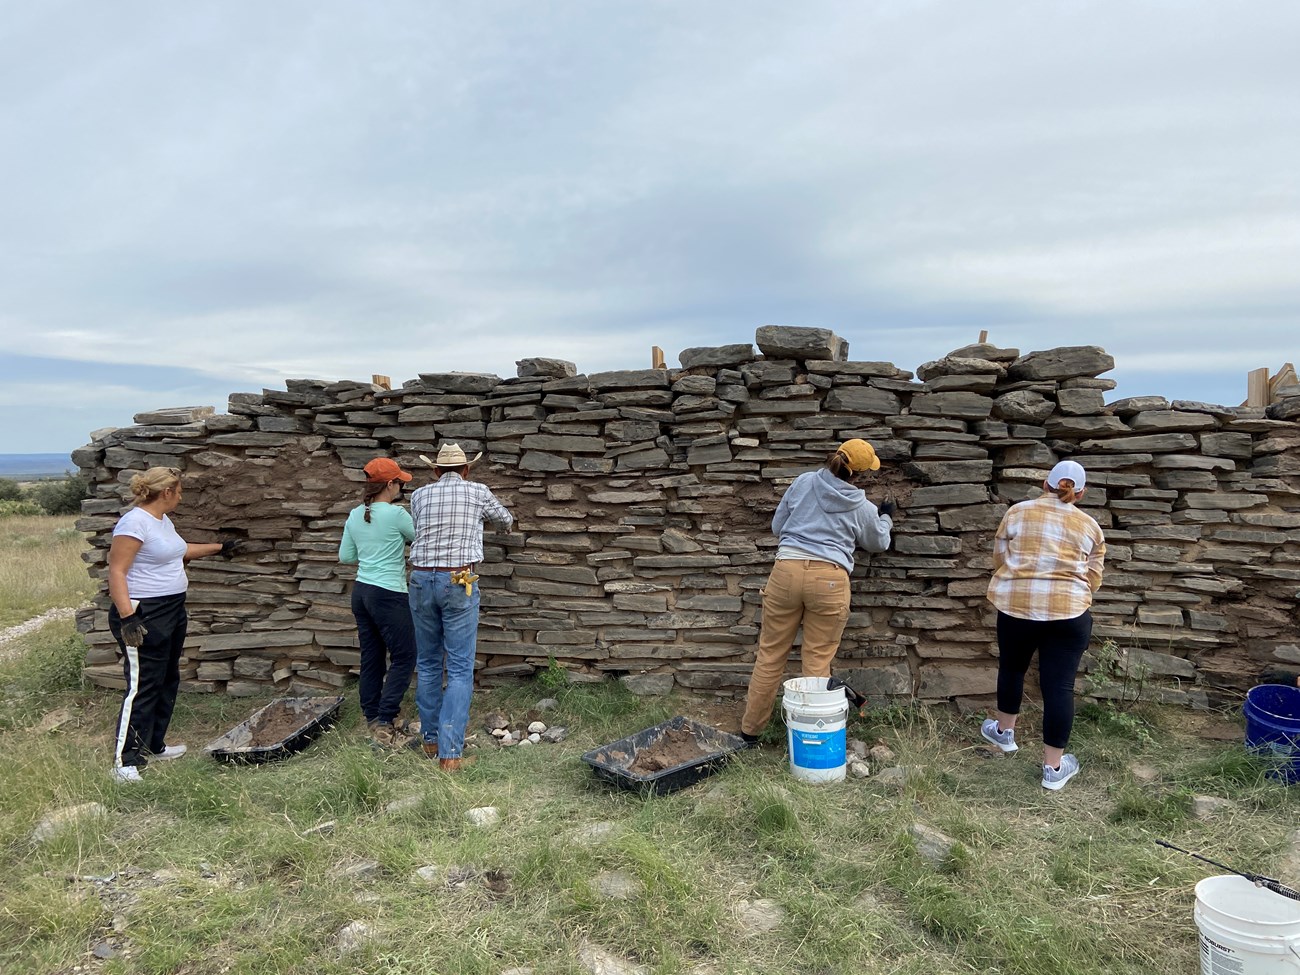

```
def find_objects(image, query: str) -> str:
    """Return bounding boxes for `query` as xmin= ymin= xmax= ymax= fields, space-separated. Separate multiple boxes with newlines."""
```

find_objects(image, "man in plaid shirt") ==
xmin=982 ymin=460 xmax=1106 ymax=791
xmin=408 ymin=442 xmax=513 ymax=771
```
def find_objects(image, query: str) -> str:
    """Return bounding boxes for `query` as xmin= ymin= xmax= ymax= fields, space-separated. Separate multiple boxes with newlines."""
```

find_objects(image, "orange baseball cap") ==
xmin=363 ymin=457 xmax=413 ymax=483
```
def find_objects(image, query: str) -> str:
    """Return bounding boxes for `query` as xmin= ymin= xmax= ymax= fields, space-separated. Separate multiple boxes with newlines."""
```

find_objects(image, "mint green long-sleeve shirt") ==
xmin=339 ymin=502 xmax=416 ymax=593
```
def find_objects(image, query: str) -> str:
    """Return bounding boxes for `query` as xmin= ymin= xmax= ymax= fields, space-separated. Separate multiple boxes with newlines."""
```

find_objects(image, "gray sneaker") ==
xmin=980 ymin=718 xmax=1018 ymax=753
xmin=1042 ymin=753 xmax=1080 ymax=791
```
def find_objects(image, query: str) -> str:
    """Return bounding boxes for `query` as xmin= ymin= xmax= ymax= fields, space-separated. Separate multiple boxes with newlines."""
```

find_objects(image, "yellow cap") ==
xmin=836 ymin=439 xmax=880 ymax=473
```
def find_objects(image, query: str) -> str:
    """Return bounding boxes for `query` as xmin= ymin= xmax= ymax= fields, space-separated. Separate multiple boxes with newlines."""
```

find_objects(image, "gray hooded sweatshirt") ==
xmin=771 ymin=468 xmax=893 ymax=573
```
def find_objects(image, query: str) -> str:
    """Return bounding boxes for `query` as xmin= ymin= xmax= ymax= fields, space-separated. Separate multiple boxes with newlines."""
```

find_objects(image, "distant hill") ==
xmin=0 ymin=453 xmax=76 ymax=480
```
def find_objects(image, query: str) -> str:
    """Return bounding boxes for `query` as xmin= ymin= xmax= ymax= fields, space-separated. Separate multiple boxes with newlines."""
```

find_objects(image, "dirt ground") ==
xmin=676 ymin=698 xmax=746 ymax=733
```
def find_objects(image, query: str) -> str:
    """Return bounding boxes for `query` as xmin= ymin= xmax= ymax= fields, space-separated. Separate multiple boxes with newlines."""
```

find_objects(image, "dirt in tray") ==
xmin=627 ymin=727 xmax=712 ymax=774
xmin=243 ymin=701 xmax=312 ymax=747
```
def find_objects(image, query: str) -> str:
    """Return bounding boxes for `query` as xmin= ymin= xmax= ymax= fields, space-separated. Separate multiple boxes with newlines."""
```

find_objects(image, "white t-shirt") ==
xmin=113 ymin=507 xmax=189 ymax=598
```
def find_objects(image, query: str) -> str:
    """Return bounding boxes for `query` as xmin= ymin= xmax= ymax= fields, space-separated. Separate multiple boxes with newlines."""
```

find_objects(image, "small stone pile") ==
xmin=483 ymin=710 xmax=568 ymax=747
xmin=70 ymin=327 xmax=1300 ymax=707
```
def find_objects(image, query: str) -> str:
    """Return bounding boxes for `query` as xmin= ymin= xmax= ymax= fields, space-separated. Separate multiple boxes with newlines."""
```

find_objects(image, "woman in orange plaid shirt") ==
xmin=981 ymin=460 xmax=1106 ymax=791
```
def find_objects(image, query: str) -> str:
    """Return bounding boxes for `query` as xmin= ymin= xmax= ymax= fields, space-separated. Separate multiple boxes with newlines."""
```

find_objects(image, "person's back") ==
xmin=774 ymin=468 xmax=892 ymax=571
xmin=410 ymin=473 xmax=511 ymax=568
xmin=988 ymin=494 xmax=1104 ymax=622
xmin=341 ymin=502 xmax=414 ymax=592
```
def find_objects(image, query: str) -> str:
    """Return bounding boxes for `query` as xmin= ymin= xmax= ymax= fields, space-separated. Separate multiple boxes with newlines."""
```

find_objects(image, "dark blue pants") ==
xmin=995 ymin=610 xmax=1093 ymax=749
xmin=351 ymin=582 xmax=417 ymax=724
xmin=109 ymin=593 xmax=187 ymax=768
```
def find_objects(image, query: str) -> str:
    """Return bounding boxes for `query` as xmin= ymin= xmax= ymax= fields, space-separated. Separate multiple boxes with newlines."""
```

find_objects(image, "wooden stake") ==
xmin=978 ymin=330 xmax=988 ymax=344
xmin=1246 ymin=367 xmax=1270 ymax=408
xmin=651 ymin=346 xmax=666 ymax=369
xmin=372 ymin=374 xmax=391 ymax=390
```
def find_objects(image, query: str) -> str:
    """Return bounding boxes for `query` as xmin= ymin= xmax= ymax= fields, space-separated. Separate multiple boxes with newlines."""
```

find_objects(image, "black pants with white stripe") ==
xmin=109 ymin=593 xmax=187 ymax=768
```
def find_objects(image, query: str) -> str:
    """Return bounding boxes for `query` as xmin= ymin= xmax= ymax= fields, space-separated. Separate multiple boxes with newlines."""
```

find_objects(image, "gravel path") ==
xmin=0 ymin=607 xmax=80 ymax=662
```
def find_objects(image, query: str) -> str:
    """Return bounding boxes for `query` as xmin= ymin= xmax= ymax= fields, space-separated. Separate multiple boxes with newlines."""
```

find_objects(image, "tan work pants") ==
xmin=740 ymin=558 xmax=852 ymax=736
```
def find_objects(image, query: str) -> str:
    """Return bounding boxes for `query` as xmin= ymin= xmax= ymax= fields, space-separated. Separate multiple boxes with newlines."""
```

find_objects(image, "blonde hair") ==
xmin=129 ymin=467 xmax=181 ymax=505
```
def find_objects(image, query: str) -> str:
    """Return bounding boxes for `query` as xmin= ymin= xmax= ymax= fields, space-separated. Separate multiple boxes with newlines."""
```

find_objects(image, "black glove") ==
xmin=120 ymin=614 xmax=149 ymax=648
xmin=878 ymin=500 xmax=896 ymax=519
xmin=826 ymin=676 xmax=867 ymax=710
xmin=219 ymin=538 xmax=245 ymax=558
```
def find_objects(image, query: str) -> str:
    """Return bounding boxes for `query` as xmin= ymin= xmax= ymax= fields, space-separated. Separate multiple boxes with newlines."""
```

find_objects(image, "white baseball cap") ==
xmin=1046 ymin=460 xmax=1086 ymax=490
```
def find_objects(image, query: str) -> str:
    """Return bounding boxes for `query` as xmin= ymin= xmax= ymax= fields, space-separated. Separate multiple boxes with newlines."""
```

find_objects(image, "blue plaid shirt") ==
xmin=408 ymin=473 xmax=513 ymax=567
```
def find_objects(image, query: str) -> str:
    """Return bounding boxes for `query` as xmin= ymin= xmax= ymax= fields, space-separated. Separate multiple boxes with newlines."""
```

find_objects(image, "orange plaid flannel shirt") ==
xmin=987 ymin=495 xmax=1106 ymax=621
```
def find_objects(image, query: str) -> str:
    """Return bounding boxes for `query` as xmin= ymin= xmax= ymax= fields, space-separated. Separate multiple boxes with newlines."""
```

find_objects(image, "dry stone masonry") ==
xmin=72 ymin=328 xmax=1300 ymax=707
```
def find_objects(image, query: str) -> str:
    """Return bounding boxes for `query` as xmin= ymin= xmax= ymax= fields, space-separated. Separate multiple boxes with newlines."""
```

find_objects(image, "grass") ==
xmin=0 ymin=622 xmax=1297 ymax=975
xmin=1 ymin=526 xmax=1297 ymax=973
xmin=0 ymin=515 xmax=96 ymax=628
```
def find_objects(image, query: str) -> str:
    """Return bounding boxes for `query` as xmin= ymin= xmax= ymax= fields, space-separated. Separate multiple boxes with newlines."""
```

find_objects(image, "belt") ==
xmin=412 ymin=565 xmax=471 ymax=573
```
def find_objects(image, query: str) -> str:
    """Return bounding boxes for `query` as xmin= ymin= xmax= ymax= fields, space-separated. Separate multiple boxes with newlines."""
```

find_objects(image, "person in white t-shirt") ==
xmin=107 ymin=467 xmax=240 ymax=783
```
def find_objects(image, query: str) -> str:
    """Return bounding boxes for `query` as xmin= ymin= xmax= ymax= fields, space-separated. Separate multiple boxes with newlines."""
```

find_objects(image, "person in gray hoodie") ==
xmin=739 ymin=439 xmax=895 ymax=743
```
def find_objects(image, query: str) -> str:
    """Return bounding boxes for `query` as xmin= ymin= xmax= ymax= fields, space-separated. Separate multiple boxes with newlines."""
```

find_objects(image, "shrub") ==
xmin=0 ymin=478 xmax=22 ymax=502
xmin=0 ymin=499 xmax=43 ymax=518
xmin=27 ymin=472 xmax=90 ymax=516
xmin=536 ymin=656 xmax=570 ymax=689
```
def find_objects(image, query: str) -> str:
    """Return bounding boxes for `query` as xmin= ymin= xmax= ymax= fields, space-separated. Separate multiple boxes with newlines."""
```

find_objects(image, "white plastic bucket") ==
xmin=1194 ymin=875 xmax=1300 ymax=974
xmin=781 ymin=677 xmax=849 ymax=784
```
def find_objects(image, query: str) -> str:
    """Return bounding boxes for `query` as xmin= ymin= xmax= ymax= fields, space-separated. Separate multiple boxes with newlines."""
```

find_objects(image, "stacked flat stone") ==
xmin=71 ymin=329 xmax=1300 ymax=707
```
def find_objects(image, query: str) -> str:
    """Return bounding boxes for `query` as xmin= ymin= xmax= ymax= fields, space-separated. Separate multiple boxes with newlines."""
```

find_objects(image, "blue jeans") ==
xmin=351 ymin=582 xmax=416 ymax=725
xmin=409 ymin=570 xmax=480 ymax=759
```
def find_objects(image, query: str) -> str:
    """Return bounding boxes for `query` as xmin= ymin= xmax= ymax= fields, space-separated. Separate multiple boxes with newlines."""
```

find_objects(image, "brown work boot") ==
xmin=439 ymin=757 xmax=473 ymax=772
xmin=368 ymin=721 xmax=410 ymax=750
xmin=422 ymin=742 xmax=439 ymax=759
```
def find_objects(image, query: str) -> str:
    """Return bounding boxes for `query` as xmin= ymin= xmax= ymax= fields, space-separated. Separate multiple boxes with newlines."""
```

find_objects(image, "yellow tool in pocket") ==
xmin=450 ymin=569 xmax=479 ymax=597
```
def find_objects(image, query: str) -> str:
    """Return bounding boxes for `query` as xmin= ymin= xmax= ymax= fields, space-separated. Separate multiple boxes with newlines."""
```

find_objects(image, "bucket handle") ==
xmin=782 ymin=705 xmax=850 ymax=727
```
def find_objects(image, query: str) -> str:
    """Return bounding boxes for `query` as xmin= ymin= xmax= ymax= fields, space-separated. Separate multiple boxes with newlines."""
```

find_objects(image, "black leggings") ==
xmin=995 ymin=610 xmax=1092 ymax=749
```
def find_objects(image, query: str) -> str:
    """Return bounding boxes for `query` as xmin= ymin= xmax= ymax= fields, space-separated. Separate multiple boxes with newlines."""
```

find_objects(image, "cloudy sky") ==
xmin=2 ymin=2 xmax=1297 ymax=453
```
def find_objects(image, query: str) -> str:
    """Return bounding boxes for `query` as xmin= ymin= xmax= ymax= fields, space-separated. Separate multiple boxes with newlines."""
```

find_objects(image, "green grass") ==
xmin=1 ymin=623 xmax=1297 ymax=975
xmin=0 ymin=531 xmax=1296 ymax=973
xmin=0 ymin=514 xmax=96 ymax=628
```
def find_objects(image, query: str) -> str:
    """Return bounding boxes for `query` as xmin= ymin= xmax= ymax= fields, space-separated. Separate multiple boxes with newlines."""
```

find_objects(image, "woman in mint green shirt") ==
xmin=339 ymin=457 xmax=417 ymax=748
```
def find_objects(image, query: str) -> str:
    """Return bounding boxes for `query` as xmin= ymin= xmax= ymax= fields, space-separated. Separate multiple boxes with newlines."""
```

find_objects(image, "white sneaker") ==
xmin=111 ymin=765 xmax=144 ymax=783
xmin=1042 ymin=753 xmax=1080 ymax=791
xmin=151 ymin=744 xmax=188 ymax=761
xmin=980 ymin=718 xmax=1018 ymax=753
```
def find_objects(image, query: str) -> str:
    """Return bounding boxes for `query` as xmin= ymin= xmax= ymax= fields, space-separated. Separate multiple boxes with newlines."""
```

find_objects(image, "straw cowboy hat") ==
xmin=419 ymin=442 xmax=483 ymax=469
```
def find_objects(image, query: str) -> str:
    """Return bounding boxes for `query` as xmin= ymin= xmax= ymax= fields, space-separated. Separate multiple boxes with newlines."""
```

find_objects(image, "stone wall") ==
xmin=72 ymin=327 xmax=1300 ymax=707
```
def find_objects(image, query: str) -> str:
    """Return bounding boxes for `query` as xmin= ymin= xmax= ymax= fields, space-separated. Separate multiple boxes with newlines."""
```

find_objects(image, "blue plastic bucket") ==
xmin=1243 ymin=684 xmax=1300 ymax=784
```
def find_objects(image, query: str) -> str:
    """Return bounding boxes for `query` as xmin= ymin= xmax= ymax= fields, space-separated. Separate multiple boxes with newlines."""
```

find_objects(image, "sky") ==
xmin=2 ymin=2 xmax=1298 ymax=454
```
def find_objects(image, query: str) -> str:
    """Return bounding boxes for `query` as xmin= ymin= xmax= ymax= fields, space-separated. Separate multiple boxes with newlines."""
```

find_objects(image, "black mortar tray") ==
xmin=581 ymin=715 xmax=747 ymax=796
xmin=204 ymin=695 xmax=345 ymax=764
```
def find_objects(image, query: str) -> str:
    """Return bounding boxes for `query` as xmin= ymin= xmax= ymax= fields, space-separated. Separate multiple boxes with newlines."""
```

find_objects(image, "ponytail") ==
xmin=827 ymin=450 xmax=854 ymax=483
xmin=361 ymin=481 xmax=387 ymax=522
xmin=1054 ymin=478 xmax=1078 ymax=503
